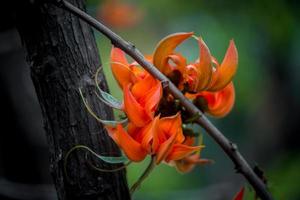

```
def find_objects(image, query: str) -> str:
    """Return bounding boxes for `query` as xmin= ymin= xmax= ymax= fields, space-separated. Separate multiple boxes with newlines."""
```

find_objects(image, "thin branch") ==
xmin=52 ymin=1 xmax=274 ymax=199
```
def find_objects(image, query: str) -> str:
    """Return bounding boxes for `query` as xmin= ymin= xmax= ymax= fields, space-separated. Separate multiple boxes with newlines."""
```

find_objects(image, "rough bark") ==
xmin=16 ymin=0 xmax=130 ymax=199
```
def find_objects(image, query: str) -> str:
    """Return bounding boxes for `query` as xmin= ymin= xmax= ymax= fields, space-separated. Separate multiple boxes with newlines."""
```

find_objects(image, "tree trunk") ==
xmin=16 ymin=0 xmax=130 ymax=199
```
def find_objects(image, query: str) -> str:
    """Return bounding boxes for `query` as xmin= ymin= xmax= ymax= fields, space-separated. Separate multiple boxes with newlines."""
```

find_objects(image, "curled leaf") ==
xmin=95 ymin=89 xmax=123 ymax=110
xmin=94 ymin=65 xmax=123 ymax=110
xmin=64 ymin=145 xmax=129 ymax=181
xmin=79 ymin=88 xmax=126 ymax=126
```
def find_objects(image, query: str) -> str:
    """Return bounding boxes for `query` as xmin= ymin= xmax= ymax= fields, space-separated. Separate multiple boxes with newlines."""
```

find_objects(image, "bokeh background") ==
xmin=0 ymin=0 xmax=299 ymax=199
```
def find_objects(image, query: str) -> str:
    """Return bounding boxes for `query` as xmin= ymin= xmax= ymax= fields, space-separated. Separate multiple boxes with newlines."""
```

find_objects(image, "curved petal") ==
xmin=153 ymin=32 xmax=193 ymax=75
xmin=105 ymin=126 xmax=120 ymax=144
xmin=123 ymin=84 xmax=151 ymax=127
xmin=153 ymin=113 xmax=185 ymax=153
xmin=194 ymin=38 xmax=213 ymax=91
xmin=143 ymin=81 xmax=162 ymax=118
xmin=110 ymin=47 xmax=136 ymax=88
xmin=160 ymin=113 xmax=185 ymax=143
xmin=131 ymin=74 xmax=157 ymax=101
xmin=111 ymin=47 xmax=129 ymax=65
xmin=165 ymin=144 xmax=204 ymax=162
xmin=201 ymin=82 xmax=235 ymax=117
xmin=155 ymin=129 xmax=178 ymax=164
xmin=208 ymin=40 xmax=238 ymax=91
xmin=127 ymin=122 xmax=142 ymax=142
xmin=183 ymin=136 xmax=195 ymax=146
xmin=140 ymin=116 xmax=159 ymax=153
xmin=174 ymin=154 xmax=212 ymax=173
xmin=130 ymin=65 xmax=147 ymax=80
xmin=185 ymin=64 xmax=199 ymax=91
xmin=106 ymin=124 xmax=147 ymax=162
xmin=167 ymin=53 xmax=187 ymax=75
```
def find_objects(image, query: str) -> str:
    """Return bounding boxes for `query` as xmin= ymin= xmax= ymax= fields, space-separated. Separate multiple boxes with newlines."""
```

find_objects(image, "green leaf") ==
xmin=94 ymin=66 xmax=122 ymax=110
xmin=95 ymin=154 xmax=129 ymax=164
xmin=79 ymin=88 xmax=126 ymax=125
xmin=64 ymin=145 xmax=129 ymax=181
xmin=65 ymin=145 xmax=129 ymax=166
xmin=98 ymin=118 xmax=128 ymax=127
xmin=96 ymin=89 xmax=123 ymax=110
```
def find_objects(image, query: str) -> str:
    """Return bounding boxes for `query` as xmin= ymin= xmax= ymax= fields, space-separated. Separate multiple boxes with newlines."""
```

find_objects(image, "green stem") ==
xmin=130 ymin=156 xmax=156 ymax=195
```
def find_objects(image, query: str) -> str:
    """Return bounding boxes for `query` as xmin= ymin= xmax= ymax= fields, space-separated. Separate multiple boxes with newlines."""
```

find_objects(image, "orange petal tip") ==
xmin=153 ymin=32 xmax=193 ymax=74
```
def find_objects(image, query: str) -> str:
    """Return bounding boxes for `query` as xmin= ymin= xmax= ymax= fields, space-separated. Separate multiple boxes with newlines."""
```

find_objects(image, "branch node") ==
xmin=127 ymin=42 xmax=136 ymax=50
xmin=230 ymin=142 xmax=238 ymax=151
xmin=161 ymin=80 xmax=169 ymax=89
xmin=235 ymin=165 xmax=242 ymax=174
xmin=197 ymin=111 xmax=204 ymax=118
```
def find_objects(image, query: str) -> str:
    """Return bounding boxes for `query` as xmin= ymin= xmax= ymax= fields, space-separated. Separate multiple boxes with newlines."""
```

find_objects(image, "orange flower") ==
xmin=174 ymin=154 xmax=211 ymax=173
xmin=152 ymin=32 xmax=238 ymax=93
xmin=207 ymin=41 xmax=238 ymax=92
xmin=173 ymin=136 xmax=212 ymax=173
xmin=106 ymin=124 xmax=148 ymax=162
xmin=97 ymin=0 xmax=143 ymax=29
xmin=111 ymin=47 xmax=162 ymax=127
xmin=153 ymin=113 xmax=203 ymax=164
xmin=106 ymin=113 xmax=203 ymax=163
xmin=123 ymin=80 xmax=162 ymax=127
xmin=110 ymin=47 xmax=141 ymax=88
xmin=194 ymin=82 xmax=235 ymax=117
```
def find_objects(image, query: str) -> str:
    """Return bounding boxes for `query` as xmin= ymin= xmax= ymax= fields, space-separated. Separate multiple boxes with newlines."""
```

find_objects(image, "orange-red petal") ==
xmin=143 ymin=81 xmax=162 ymax=118
xmin=153 ymin=32 xmax=193 ymax=75
xmin=153 ymin=113 xmax=185 ymax=153
xmin=155 ymin=129 xmax=178 ymax=164
xmin=165 ymin=144 xmax=203 ymax=162
xmin=131 ymin=74 xmax=157 ymax=101
xmin=194 ymin=38 xmax=212 ymax=91
xmin=111 ymin=47 xmax=129 ymax=65
xmin=185 ymin=64 xmax=199 ymax=91
xmin=123 ymin=84 xmax=151 ymax=127
xmin=202 ymin=82 xmax=235 ymax=117
xmin=174 ymin=154 xmax=212 ymax=173
xmin=167 ymin=53 xmax=187 ymax=75
xmin=106 ymin=124 xmax=147 ymax=162
xmin=208 ymin=40 xmax=238 ymax=91
xmin=140 ymin=116 xmax=159 ymax=153
xmin=183 ymin=136 xmax=196 ymax=146
xmin=111 ymin=47 xmax=136 ymax=88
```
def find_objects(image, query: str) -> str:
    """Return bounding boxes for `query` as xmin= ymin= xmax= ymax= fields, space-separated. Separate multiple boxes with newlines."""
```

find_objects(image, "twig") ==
xmin=52 ymin=1 xmax=274 ymax=199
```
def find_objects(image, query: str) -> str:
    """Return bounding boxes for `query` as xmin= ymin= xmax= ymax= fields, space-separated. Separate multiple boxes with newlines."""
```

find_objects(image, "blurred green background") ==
xmin=88 ymin=0 xmax=300 ymax=199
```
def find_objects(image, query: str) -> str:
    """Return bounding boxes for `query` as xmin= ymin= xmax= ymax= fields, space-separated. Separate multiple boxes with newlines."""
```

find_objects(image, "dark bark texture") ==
xmin=16 ymin=0 xmax=130 ymax=199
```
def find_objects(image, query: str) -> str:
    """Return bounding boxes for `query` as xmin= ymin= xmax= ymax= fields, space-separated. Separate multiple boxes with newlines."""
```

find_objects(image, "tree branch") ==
xmin=52 ymin=0 xmax=274 ymax=199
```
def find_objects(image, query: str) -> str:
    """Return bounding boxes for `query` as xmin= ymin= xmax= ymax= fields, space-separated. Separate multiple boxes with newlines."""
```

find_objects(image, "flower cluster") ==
xmin=153 ymin=32 xmax=238 ymax=118
xmin=105 ymin=32 xmax=238 ymax=173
